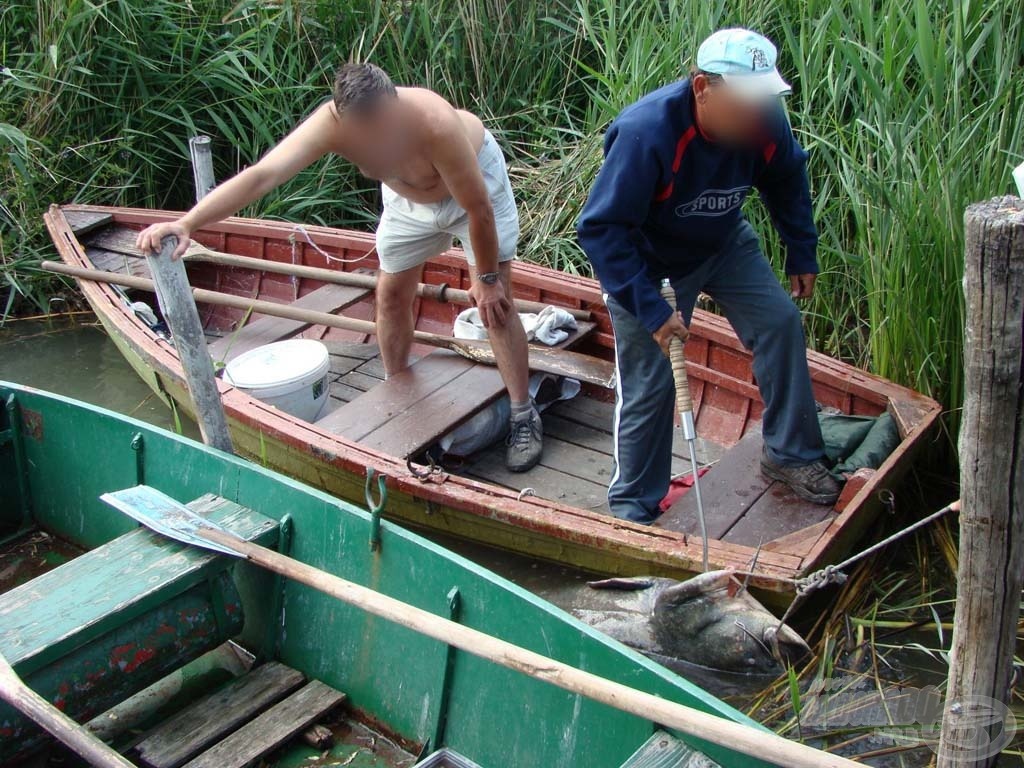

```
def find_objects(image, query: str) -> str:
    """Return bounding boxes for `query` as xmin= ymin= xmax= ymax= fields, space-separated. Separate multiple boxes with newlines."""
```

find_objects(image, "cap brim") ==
xmin=720 ymin=69 xmax=792 ymax=101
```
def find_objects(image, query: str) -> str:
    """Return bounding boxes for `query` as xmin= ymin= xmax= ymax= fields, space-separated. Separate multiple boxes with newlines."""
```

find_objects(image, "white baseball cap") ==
xmin=696 ymin=28 xmax=792 ymax=101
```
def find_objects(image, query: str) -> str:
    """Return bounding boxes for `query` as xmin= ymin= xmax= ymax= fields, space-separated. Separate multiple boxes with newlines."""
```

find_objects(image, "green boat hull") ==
xmin=0 ymin=382 xmax=773 ymax=767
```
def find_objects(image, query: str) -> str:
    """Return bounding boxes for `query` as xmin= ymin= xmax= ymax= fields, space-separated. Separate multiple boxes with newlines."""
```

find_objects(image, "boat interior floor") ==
xmin=80 ymin=223 xmax=839 ymax=550
xmin=276 ymin=340 xmax=837 ymax=548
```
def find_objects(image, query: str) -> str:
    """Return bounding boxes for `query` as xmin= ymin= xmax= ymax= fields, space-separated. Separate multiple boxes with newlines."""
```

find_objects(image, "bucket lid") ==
xmin=224 ymin=339 xmax=330 ymax=390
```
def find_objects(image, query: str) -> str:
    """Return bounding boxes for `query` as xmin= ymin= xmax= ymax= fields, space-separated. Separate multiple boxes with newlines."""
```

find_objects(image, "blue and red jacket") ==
xmin=577 ymin=78 xmax=819 ymax=334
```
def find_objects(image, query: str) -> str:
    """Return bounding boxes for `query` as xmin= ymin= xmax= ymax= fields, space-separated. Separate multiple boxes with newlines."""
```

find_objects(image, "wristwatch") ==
xmin=478 ymin=271 xmax=500 ymax=285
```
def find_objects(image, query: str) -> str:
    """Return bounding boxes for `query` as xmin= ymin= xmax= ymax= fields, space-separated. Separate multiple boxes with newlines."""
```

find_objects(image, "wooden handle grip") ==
xmin=660 ymin=283 xmax=693 ymax=415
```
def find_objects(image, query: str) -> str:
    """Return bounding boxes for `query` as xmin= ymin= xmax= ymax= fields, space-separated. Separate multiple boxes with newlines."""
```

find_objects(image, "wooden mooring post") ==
xmin=938 ymin=197 xmax=1024 ymax=766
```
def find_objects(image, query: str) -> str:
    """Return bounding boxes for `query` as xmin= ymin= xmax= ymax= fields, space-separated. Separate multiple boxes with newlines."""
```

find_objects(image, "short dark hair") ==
xmin=333 ymin=62 xmax=396 ymax=114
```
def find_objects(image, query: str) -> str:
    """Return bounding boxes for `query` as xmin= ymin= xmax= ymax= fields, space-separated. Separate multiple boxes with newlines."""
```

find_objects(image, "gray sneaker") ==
xmin=506 ymin=408 xmax=543 ymax=473
xmin=760 ymin=448 xmax=841 ymax=506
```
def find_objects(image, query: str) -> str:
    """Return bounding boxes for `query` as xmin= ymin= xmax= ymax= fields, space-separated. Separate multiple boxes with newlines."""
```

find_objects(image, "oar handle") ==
xmin=38 ymin=261 xmax=616 ymax=389
xmin=198 ymin=527 xmax=860 ymax=768
xmin=0 ymin=653 xmax=135 ymax=767
xmin=660 ymin=282 xmax=694 ymax=418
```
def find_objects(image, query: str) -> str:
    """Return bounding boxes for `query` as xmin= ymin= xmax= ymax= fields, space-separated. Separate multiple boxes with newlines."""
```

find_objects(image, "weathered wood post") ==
xmin=146 ymin=236 xmax=234 ymax=454
xmin=937 ymin=196 xmax=1024 ymax=766
xmin=189 ymin=136 xmax=216 ymax=204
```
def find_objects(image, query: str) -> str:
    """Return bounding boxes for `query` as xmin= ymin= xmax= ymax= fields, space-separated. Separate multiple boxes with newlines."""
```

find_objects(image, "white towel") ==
xmin=453 ymin=305 xmax=577 ymax=346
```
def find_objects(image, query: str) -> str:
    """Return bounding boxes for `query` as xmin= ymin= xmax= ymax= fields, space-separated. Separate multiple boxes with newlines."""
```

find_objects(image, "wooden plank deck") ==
xmin=134 ymin=662 xmax=305 ymax=768
xmin=315 ymin=323 xmax=596 ymax=459
xmin=182 ymin=680 xmax=346 ymax=768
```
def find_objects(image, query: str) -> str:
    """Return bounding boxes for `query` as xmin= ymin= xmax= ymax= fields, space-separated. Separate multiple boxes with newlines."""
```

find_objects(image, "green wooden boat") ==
xmin=0 ymin=381 xmax=784 ymax=768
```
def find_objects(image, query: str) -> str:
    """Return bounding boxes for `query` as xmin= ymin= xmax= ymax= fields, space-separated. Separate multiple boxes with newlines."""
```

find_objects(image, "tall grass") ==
xmin=2 ymin=0 xmax=1022 ymax=454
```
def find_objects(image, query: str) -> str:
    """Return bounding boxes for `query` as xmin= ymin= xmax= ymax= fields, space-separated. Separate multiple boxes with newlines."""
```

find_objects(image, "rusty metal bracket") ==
xmin=366 ymin=468 xmax=387 ymax=552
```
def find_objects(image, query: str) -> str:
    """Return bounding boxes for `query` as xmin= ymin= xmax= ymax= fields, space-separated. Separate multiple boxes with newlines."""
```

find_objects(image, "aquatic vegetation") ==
xmin=2 ymin=0 xmax=1022 ymax=451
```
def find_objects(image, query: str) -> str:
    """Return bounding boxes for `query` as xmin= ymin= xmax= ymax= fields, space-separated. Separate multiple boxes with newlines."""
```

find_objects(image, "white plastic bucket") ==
xmin=224 ymin=339 xmax=330 ymax=422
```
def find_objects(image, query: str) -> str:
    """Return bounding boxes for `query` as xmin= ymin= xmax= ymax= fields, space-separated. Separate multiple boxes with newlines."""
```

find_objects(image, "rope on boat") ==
xmin=290 ymin=225 xmax=375 ymax=264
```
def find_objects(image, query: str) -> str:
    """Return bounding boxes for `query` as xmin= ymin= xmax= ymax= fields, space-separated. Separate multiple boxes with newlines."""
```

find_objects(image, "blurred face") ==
xmin=340 ymin=94 xmax=408 ymax=155
xmin=692 ymin=73 xmax=777 ymax=145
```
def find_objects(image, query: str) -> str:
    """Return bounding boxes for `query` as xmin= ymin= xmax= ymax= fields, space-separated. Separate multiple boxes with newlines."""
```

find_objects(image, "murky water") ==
xmin=0 ymin=318 xmax=200 ymax=440
xmin=1 ymin=318 xmax=1012 ymax=767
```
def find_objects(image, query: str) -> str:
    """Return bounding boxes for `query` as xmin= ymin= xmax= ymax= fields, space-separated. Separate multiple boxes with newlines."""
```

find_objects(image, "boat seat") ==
xmin=133 ymin=660 xmax=345 ymax=768
xmin=208 ymin=282 xmax=372 ymax=363
xmin=0 ymin=494 xmax=279 ymax=762
xmin=314 ymin=320 xmax=596 ymax=459
xmin=617 ymin=730 xmax=719 ymax=767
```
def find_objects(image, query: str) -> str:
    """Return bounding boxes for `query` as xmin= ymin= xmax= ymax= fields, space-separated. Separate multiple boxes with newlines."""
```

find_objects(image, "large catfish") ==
xmin=570 ymin=570 xmax=809 ymax=676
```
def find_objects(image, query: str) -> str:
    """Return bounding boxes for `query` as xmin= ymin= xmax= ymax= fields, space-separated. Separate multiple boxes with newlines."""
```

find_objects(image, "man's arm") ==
xmin=428 ymin=114 xmax=509 ymax=327
xmin=136 ymin=102 xmax=336 ymax=258
xmin=755 ymin=109 xmax=819 ymax=298
xmin=577 ymin=121 xmax=686 ymax=353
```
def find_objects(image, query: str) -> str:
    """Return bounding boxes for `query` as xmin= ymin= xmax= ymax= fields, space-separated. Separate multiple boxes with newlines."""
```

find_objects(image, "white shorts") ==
xmin=375 ymin=130 xmax=520 ymax=274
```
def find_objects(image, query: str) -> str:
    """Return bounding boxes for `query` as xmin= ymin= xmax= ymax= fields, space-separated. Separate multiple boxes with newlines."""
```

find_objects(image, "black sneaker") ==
xmin=760 ymin=448 xmax=841 ymax=506
xmin=506 ymin=408 xmax=543 ymax=473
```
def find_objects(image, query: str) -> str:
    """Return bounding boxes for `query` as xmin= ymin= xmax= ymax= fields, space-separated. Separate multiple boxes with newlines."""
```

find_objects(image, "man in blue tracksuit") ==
xmin=578 ymin=28 xmax=842 ymax=524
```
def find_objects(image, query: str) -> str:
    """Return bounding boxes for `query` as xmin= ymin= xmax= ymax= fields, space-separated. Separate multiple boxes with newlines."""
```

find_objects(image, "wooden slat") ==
xmin=722 ymin=482 xmax=837 ymax=547
xmin=134 ymin=662 xmax=305 ymax=768
xmin=316 ymin=350 xmax=472 ymax=438
xmin=761 ymin=518 xmax=833 ymax=557
xmin=64 ymin=210 xmax=114 ymax=236
xmin=209 ymin=283 xmax=371 ymax=362
xmin=466 ymin=448 xmax=610 ymax=512
xmin=529 ymin=435 xmax=614 ymax=486
xmin=654 ymin=430 xmax=771 ymax=538
xmin=359 ymin=360 xmax=503 ymax=457
xmin=85 ymin=247 xmax=152 ymax=280
xmin=547 ymin=397 xmax=726 ymax=465
xmin=182 ymin=681 xmax=346 ymax=768
xmin=85 ymin=226 xmax=145 ymax=255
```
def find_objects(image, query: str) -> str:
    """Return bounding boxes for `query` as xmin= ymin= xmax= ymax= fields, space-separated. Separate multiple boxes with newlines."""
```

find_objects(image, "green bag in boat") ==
xmin=818 ymin=411 xmax=901 ymax=480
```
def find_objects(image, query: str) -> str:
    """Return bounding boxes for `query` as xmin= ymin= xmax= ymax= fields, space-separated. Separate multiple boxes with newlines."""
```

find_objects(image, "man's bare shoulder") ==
xmin=398 ymin=87 xmax=483 ymax=148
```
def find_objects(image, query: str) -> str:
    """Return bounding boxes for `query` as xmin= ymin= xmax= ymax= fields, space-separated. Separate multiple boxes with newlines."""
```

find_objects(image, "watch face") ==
xmin=481 ymin=273 xmax=499 ymax=284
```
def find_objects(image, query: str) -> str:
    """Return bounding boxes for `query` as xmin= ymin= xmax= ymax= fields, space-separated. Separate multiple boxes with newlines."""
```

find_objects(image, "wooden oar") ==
xmin=101 ymin=485 xmax=858 ymax=768
xmin=661 ymin=280 xmax=708 ymax=572
xmin=0 ymin=652 xmax=135 ymax=768
xmin=179 ymin=243 xmax=592 ymax=321
xmin=41 ymin=261 xmax=616 ymax=388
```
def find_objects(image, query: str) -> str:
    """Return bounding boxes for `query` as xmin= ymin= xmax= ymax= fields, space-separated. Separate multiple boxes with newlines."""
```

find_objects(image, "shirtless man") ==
xmin=136 ymin=63 xmax=543 ymax=472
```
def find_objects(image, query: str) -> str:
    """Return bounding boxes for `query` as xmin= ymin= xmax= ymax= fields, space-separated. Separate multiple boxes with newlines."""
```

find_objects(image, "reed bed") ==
xmin=3 ymin=0 xmax=1022 ymax=451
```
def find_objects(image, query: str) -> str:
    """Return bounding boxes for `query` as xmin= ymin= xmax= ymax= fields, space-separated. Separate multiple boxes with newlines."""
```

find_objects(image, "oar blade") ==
xmin=100 ymin=485 xmax=244 ymax=557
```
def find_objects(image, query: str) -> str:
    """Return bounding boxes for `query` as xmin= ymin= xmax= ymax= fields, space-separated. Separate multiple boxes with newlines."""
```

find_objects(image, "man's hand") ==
xmin=469 ymin=278 xmax=512 ymax=328
xmin=789 ymin=273 xmax=817 ymax=299
xmin=653 ymin=311 xmax=689 ymax=357
xmin=135 ymin=220 xmax=192 ymax=260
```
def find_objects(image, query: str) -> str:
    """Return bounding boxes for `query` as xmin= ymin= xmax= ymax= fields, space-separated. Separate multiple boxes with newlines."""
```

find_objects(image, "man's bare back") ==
xmin=133 ymin=61 xmax=543 ymax=472
xmin=318 ymin=87 xmax=485 ymax=204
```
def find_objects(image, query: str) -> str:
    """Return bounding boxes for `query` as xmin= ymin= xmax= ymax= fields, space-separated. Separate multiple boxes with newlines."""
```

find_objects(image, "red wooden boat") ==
xmin=44 ymin=203 xmax=941 ymax=605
